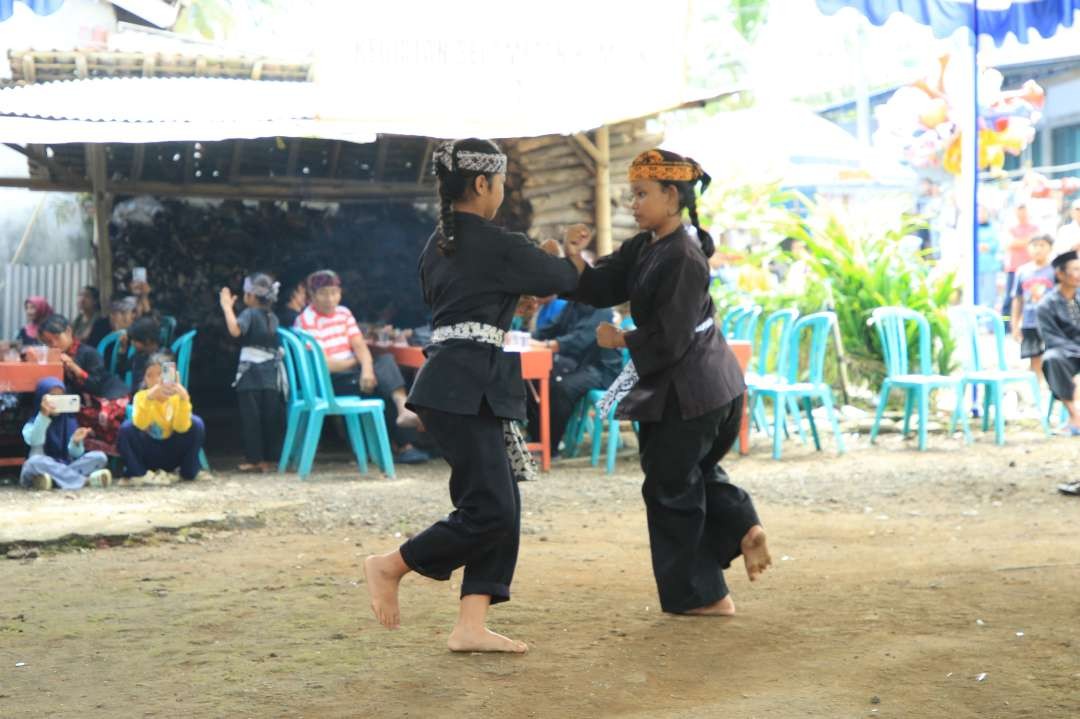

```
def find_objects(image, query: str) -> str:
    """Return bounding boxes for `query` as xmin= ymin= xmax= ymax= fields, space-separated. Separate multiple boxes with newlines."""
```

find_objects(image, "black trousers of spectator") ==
xmin=331 ymin=354 xmax=414 ymax=446
xmin=1042 ymin=348 xmax=1080 ymax=404
xmin=527 ymin=358 xmax=612 ymax=454
xmin=1002 ymin=271 xmax=1018 ymax=331
xmin=637 ymin=392 xmax=760 ymax=614
xmin=399 ymin=401 xmax=519 ymax=603
xmin=238 ymin=389 xmax=284 ymax=464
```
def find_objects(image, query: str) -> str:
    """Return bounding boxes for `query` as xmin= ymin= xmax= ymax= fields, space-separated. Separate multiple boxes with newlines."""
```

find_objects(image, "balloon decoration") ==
xmin=875 ymin=54 xmax=1044 ymax=176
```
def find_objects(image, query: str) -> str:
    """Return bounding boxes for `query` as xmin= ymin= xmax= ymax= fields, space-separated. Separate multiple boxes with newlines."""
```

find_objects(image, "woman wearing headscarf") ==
xmin=563 ymin=149 xmax=771 ymax=617
xmin=20 ymin=377 xmax=111 ymax=490
xmin=17 ymin=296 xmax=53 ymax=344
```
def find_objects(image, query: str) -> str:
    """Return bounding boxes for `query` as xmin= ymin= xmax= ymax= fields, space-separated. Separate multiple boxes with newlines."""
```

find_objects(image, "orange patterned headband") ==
xmin=628 ymin=150 xmax=703 ymax=183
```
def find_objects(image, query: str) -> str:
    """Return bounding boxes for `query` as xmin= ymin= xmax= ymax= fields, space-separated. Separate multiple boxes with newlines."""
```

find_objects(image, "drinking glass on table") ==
xmin=32 ymin=344 xmax=49 ymax=365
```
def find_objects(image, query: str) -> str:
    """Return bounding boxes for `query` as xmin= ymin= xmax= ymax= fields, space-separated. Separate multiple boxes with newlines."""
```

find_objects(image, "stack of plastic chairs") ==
xmin=745 ymin=312 xmax=847 ymax=460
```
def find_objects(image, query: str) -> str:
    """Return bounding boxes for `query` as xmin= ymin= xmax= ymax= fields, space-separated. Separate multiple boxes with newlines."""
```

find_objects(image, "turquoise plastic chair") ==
xmin=1046 ymin=396 xmax=1069 ymax=430
xmin=277 ymin=329 xmax=316 ymax=473
xmin=290 ymin=329 xmax=395 ymax=480
xmin=746 ymin=311 xmax=846 ymax=460
xmin=869 ymin=307 xmax=972 ymax=451
xmin=747 ymin=308 xmax=800 ymax=435
xmin=158 ymin=315 xmax=178 ymax=347
xmin=949 ymin=306 xmax=1050 ymax=444
xmin=724 ymin=304 xmax=762 ymax=342
xmin=97 ymin=330 xmax=131 ymax=375
xmin=721 ymin=305 xmax=748 ymax=339
xmin=562 ymin=317 xmax=637 ymax=473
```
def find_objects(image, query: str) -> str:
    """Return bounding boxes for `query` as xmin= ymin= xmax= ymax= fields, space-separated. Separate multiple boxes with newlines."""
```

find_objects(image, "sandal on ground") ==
xmin=1057 ymin=480 xmax=1080 ymax=496
xmin=236 ymin=463 xmax=261 ymax=473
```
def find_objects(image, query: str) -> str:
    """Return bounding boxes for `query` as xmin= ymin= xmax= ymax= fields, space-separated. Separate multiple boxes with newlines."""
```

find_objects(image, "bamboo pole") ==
xmin=87 ymin=144 xmax=114 ymax=302
xmin=595 ymin=125 xmax=612 ymax=256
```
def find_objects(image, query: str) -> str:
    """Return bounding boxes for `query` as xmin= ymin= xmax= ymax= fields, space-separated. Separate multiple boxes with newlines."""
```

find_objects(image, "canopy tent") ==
xmin=662 ymin=103 xmax=916 ymax=191
xmin=0 ymin=0 xmax=62 ymax=23
xmin=817 ymin=0 xmax=1080 ymax=304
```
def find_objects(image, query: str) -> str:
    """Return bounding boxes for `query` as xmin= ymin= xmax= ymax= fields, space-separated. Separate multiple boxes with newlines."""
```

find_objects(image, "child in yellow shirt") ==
xmin=117 ymin=351 xmax=206 ymax=482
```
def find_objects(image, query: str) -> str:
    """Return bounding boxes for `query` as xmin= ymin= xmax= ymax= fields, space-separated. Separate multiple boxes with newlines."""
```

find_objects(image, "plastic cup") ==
xmin=34 ymin=345 xmax=49 ymax=365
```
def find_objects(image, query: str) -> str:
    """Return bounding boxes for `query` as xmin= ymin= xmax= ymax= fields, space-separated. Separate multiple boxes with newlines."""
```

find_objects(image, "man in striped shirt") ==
xmin=295 ymin=270 xmax=430 ymax=464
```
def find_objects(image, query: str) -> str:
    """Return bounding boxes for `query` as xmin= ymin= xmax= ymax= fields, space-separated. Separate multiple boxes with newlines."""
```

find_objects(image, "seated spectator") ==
xmin=1011 ymin=234 xmax=1055 ymax=381
xmin=295 ymin=269 xmax=430 ymax=464
xmin=20 ymin=377 xmax=111 ymax=491
xmin=39 ymin=314 xmax=130 ymax=456
xmin=89 ymin=295 xmax=137 ymax=355
xmin=1038 ymin=251 xmax=1080 ymax=496
xmin=72 ymin=286 xmax=109 ymax=344
xmin=276 ymin=268 xmax=310 ymax=330
xmin=122 ymin=316 xmax=162 ymax=392
xmin=117 ymin=351 xmax=206 ymax=483
xmin=535 ymin=295 xmax=567 ymax=332
xmin=130 ymin=276 xmax=156 ymax=320
xmin=527 ymin=299 xmax=623 ymax=454
xmin=16 ymin=296 xmax=52 ymax=345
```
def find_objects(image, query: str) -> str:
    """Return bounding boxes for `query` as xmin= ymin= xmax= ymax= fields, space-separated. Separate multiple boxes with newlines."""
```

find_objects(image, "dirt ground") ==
xmin=1 ymin=429 xmax=1079 ymax=718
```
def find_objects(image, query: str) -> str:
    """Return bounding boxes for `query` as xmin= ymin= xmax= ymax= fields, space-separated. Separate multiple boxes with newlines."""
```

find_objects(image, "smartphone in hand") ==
xmin=161 ymin=362 xmax=177 ymax=385
xmin=50 ymin=394 xmax=81 ymax=413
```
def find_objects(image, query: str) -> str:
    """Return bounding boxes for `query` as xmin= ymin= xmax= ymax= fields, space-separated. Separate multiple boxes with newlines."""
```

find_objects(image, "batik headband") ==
xmin=628 ymin=149 xmax=704 ymax=183
xmin=244 ymin=275 xmax=281 ymax=301
xmin=307 ymin=270 xmax=341 ymax=292
xmin=432 ymin=140 xmax=507 ymax=175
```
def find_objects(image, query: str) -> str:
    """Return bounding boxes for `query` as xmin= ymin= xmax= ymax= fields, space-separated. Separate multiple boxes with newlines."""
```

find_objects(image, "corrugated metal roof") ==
xmin=0 ymin=76 xmax=375 ymax=143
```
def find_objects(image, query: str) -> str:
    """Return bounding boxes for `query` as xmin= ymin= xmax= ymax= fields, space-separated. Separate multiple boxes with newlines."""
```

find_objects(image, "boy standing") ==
xmin=1012 ymin=234 xmax=1056 ymax=380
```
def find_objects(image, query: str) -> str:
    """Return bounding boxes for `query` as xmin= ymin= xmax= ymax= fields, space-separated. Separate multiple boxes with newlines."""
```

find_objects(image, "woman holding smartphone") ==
xmin=20 ymin=377 xmax=112 ymax=491
xmin=116 ymin=351 xmax=206 ymax=484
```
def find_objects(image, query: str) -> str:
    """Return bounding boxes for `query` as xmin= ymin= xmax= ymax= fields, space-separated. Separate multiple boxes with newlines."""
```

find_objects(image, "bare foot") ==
xmin=363 ymin=555 xmax=402 ymax=629
xmin=396 ymin=408 xmax=423 ymax=430
xmin=447 ymin=625 xmax=528 ymax=654
xmin=682 ymin=594 xmax=736 ymax=616
xmin=741 ymin=525 xmax=772 ymax=582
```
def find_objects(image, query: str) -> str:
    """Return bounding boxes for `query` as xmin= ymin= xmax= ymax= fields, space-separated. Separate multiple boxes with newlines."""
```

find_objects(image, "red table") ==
xmin=372 ymin=342 xmax=556 ymax=471
xmin=0 ymin=359 xmax=65 ymax=468
xmin=727 ymin=340 xmax=752 ymax=456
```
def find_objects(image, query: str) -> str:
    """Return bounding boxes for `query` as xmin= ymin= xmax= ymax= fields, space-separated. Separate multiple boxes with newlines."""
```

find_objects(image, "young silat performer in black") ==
xmin=363 ymin=139 xmax=579 ymax=653
xmin=563 ymin=149 xmax=771 ymax=616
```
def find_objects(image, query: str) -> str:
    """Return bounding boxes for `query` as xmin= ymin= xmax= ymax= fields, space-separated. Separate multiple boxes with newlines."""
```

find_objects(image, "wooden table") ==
xmin=0 ymin=360 xmax=65 ymax=468
xmin=372 ymin=342 xmax=556 ymax=471
xmin=727 ymin=340 xmax=752 ymax=456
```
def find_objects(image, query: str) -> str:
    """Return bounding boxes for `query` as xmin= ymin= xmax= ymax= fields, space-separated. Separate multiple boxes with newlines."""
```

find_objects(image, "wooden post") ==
xmin=594 ymin=125 xmax=612 ymax=256
xmin=87 ymin=144 xmax=113 ymax=301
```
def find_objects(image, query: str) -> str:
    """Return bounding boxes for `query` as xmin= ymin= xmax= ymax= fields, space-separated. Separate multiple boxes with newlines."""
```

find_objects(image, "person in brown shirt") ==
xmin=564 ymin=149 xmax=771 ymax=616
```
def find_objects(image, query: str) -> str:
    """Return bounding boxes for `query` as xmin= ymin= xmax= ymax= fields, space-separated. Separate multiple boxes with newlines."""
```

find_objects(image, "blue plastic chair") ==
xmin=290 ymin=329 xmax=395 ymax=480
xmin=97 ymin=330 xmax=132 ymax=375
xmin=869 ymin=307 xmax=972 ymax=451
xmin=746 ymin=308 xmax=800 ymax=435
xmin=277 ymin=328 xmax=315 ymax=473
xmin=949 ymin=306 xmax=1050 ymax=444
xmin=159 ymin=315 xmax=178 ymax=347
xmin=724 ymin=304 xmax=762 ymax=342
xmin=1046 ymin=396 xmax=1069 ymax=430
xmin=562 ymin=317 xmax=637 ymax=473
xmin=721 ymin=305 xmax=747 ymax=339
xmin=746 ymin=311 xmax=846 ymax=460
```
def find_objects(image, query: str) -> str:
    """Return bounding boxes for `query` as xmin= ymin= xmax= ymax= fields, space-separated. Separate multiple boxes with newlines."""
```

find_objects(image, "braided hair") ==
xmin=433 ymin=138 xmax=504 ymax=257
xmin=652 ymin=149 xmax=715 ymax=258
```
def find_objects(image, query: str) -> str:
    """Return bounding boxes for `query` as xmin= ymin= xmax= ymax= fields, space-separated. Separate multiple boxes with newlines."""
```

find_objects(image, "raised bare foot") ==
xmin=363 ymin=555 xmax=402 ymax=629
xmin=682 ymin=594 xmax=736 ymax=616
xmin=396 ymin=408 xmax=423 ymax=430
xmin=447 ymin=625 xmax=528 ymax=654
xmin=741 ymin=525 xmax=772 ymax=582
